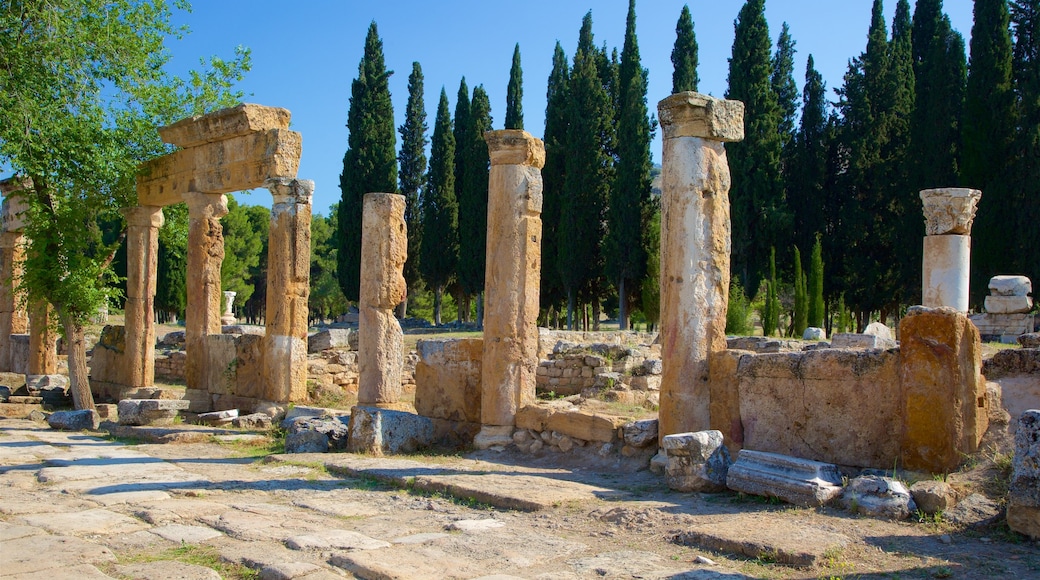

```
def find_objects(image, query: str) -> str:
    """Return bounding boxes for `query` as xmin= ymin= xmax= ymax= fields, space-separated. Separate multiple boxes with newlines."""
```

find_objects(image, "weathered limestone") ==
xmin=899 ymin=305 xmax=987 ymax=472
xmin=47 ymin=409 xmax=101 ymax=431
xmin=357 ymin=193 xmax=406 ymax=406
xmin=221 ymin=291 xmax=237 ymax=325
xmin=726 ymin=449 xmax=844 ymax=506
xmin=662 ymin=430 xmax=733 ymax=492
xmin=971 ymin=275 xmax=1034 ymax=341
xmin=479 ymin=130 xmax=545 ymax=438
xmin=121 ymin=206 xmax=164 ymax=388
xmin=414 ymin=338 xmax=483 ymax=424
xmin=117 ymin=398 xmax=190 ymax=426
xmin=839 ymin=475 xmax=916 ymax=520
xmin=657 ymin=92 xmax=745 ymax=439
xmin=347 ymin=407 xmax=434 ymax=455
xmin=27 ymin=299 xmax=57 ymax=375
xmin=0 ymin=179 xmax=31 ymax=374
xmin=920 ymin=188 xmax=981 ymax=312
xmin=184 ymin=192 xmax=229 ymax=391
xmin=263 ymin=178 xmax=313 ymax=403
xmin=1007 ymin=409 xmax=1040 ymax=540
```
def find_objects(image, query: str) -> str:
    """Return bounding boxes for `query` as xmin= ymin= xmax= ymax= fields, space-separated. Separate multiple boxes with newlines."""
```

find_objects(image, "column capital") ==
xmin=185 ymin=191 xmax=229 ymax=220
xmin=485 ymin=130 xmax=545 ymax=168
xmin=658 ymin=92 xmax=745 ymax=142
xmin=121 ymin=205 xmax=165 ymax=229
xmin=920 ymin=188 xmax=982 ymax=236
xmin=265 ymin=177 xmax=314 ymax=205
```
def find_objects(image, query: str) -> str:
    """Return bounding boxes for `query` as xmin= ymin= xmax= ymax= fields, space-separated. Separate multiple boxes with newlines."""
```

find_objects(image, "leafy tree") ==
xmin=726 ymin=278 xmax=754 ymax=335
xmin=540 ymin=42 xmax=570 ymax=322
xmin=964 ymin=0 xmax=1016 ymax=305
xmin=309 ymin=211 xmax=348 ymax=324
xmin=1010 ymin=0 xmax=1040 ymax=287
xmin=671 ymin=5 xmax=699 ymax=93
xmin=606 ymin=0 xmax=653 ymax=331
xmin=338 ymin=22 xmax=397 ymax=303
xmin=0 ymin=0 xmax=248 ymax=410
xmin=220 ymin=196 xmax=264 ymax=311
xmin=241 ymin=204 xmax=270 ymax=324
xmin=506 ymin=44 xmax=524 ymax=130
xmin=420 ymin=89 xmax=459 ymax=325
xmin=559 ymin=12 xmax=612 ymax=329
xmin=726 ymin=0 xmax=786 ymax=294
xmin=155 ymin=204 xmax=188 ymax=324
xmin=397 ymin=62 xmax=428 ymax=317
xmin=808 ymin=236 xmax=825 ymax=329
xmin=458 ymin=85 xmax=492 ymax=323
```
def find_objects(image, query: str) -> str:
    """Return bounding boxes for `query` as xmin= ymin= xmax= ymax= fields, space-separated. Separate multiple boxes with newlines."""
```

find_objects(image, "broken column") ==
xmin=263 ymin=178 xmax=313 ymax=403
xmin=357 ymin=192 xmax=406 ymax=407
xmin=221 ymin=291 xmax=237 ymax=325
xmin=476 ymin=130 xmax=545 ymax=448
xmin=921 ymin=188 xmax=981 ymax=312
xmin=121 ymin=205 xmax=164 ymax=389
xmin=0 ymin=182 xmax=29 ymax=373
xmin=184 ymin=192 xmax=228 ymax=390
xmin=656 ymin=92 xmax=745 ymax=438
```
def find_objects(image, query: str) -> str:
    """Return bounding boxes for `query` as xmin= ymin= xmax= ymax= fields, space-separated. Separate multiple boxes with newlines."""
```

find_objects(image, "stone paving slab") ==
xmin=114 ymin=561 xmax=222 ymax=580
xmin=86 ymin=489 xmax=172 ymax=505
xmin=4 ymin=563 xmax=115 ymax=580
xmin=0 ymin=521 xmax=46 ymax=541
xmin=16 ymin=507 xmax=150 ymax=535
xmin=149 ymin=523 xmax=224 ymax=543
xmin=284 ymin=528 xmax=391 ymax=551
xmin=673 ymin=513 xmax=851 ymax=567
xmin=1 ymin=534 xmax=116 ymax=576
xmin=277 ymin=453 xmax=620 ymax=512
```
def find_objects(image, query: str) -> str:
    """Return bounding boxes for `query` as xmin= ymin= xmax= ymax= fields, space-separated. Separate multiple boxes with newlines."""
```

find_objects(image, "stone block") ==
xmin=989 ymin=275 xmax=1032 ymax=297
xmin=545 ymin=409 xmax=624 ymax=443
xmin=360 ymin=193 xmax=407 ymax=310
xmin=985 ymin=295 xmax=1033 ymax=314
xmin=830 ymin=333 xmax=896 ymax=349
xmin=899 ymin=306 xmax=987 ymax=473
xmin=864 ymin=322 xmax=895 ymax=342
xmin=357 ymin=308 xmax=403 ymax=405
xmin=232 ymin=412 xmax=272 ymax=430
xmin=802 ymin=327 xmax=826 ymax=340
xmin=663 ymin=431 xmax=732 ymax=492
xmin=285 ymin=430 xmax=329 ymax=454
xmin=197 ymin=409 xmax=237 ymax=425
xmin=232 ymin=333 xmax=264 ymax=399
xmin=308 ymin=328 xmax=358 ymax=353
xmin=1007 ymin=410 xmax=1040 ymax=540
xmin=25 ymin=374 xmax=68 ymax=391
xmin=158 ymin=103 xmax=291 ymax=148
xmin=203 ymin=334 xmax=238 ymax=395
xmin=839 ymin=475 xmax=916 ymax=520
xmin=1020 ymin=333 xmax=1040 ymax=348
xmin=515 ymin=404 xmax=553 ymax=431
xmin=737 ymin=349 xmax=901 ymax=468
xmin=657 ymin=92 xmax=745 ymax=142
xmin=485 ymin=129 xmax=546 ymax=167
xmin=643 ymin=358 xmax=663 ymax=375
xmin=473 ymin=425 xmax=515 ymax=450
xmin=413 ymin=338 xmax=482 ymax=423
xmin=909 ymin=480 xmax=957 ymax=515
xmin=628 ymin=375 xmax=661 ymax=391
xmin=726 ymin=449 xmax=843 ymax=506
xmin=346 ymin=406 xmax=433 ymax=455
xmin=287 ymin=416 xmax=350 ymax=450
xmin=117 ymin=399 xmax=190 ymax=426
xmin=623 ymin=419 xmax=659 ymax=448
xmin=47 ymin=409 xmax=100 ymax=431
xmin=94 ymin=404 xmax=118 ymax=420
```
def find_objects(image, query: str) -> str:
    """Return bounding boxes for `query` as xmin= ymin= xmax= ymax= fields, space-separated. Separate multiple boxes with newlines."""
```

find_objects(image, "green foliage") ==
xmin=792 ymin=246 xmax=808 ymax=338
xmin=671 ymin=4 xmax=699 ymax=93
xmin=726 ymin=0 xmax=786 ymax=294
xmin=309 ymin=211 xmax=348 ymax=323
xmin=726 ymin=278 xmax=754 ymax=335
xmin=457 ymin=86 xmax=493 ymax=299
xmin=398 ymin=62 xmax=428 ymax=308
xmin=220 ymin=195 xmax=266 ymax=308
xmin=808 ymin=236 xmax=825 ymax=328
xmin=789 ymin=55 xmax=829 ymax=258
xmin=606 ymin=0 xmax=653 ymax=331
xmin=833 ymin=293 xmax=854 ymax=334
xmin=420 ymin=89 xmax=459 ymax=325
xmin=758 ymin=248 xmax=781 ymax=337
xmin=505 ymin=43 xmax=524 ymax=130
xmin=772 ymin=22 xmax=799 ymax=153
xmin=540 ymin=42 xmax=570 ymax=314
xmin=1010 ymin=0 xmax=1040 ymax=291
xmin=155 ymin=204 xmax=188 ymax=323
xmin=338 ymin=22 xmax=397 ymax=303
xmin=639 ymin=199 xmax=661 ymax=329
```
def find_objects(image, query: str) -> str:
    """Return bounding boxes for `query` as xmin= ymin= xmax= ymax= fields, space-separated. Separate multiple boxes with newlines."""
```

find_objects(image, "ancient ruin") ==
xmin=970 ymin=275 xmax=1034 ymax=341
xmin=921 ymin=187 xmax=981 ymax=312
xmin=656 ymin=92 xmax=744 ymax=438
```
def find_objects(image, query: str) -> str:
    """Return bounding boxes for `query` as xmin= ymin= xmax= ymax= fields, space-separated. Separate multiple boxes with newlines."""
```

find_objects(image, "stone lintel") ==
xmin=658 ymin=92 xmax=745 ymax=142
xmin=137 ymin=129 xmax=302 ymax=206
xmin=120 ymin=205 xmax=165 ymax=229
xmin=485 ymin=130 xmax=545 ymax=168
xmin=159 ymin=103 xmax=291 ymax=148
xmin=0 ymin=176 xmax=33 ymax=196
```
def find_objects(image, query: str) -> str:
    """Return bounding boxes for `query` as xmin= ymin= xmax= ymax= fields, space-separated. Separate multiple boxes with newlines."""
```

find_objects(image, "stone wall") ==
xmin=537 ymin=328 xmax=656 ymax=360
xmin=534 ymin=345 xmax=661 ymax=397
xmin=154 ymin=350 xmax=186 ymax=381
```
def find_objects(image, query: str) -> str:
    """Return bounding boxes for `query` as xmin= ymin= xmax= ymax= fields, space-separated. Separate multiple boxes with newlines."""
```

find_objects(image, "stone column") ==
xmin=262 ymin=178 xmax=313 ymax=403
xmin=221 ymin=291 xmax=237 ymax=325
xmin=476 ymin=130 xmax=545 ymax=448
xmin=357 ymin=192 xmax=407 ymax=407
xmin=657 ymin=92 xmax=745 ymax=438
xmin=0 ymin=230 xmax=28 ymax=373
xmin=184 ymin=192 xmax=229 ymax=390
xmin=921 ymin=188 xmax=981 ymax=313
xmin=121 ymin=205 xmax=164 ymax=389
xmin=28 ymin=300 xmax=57 ymax=375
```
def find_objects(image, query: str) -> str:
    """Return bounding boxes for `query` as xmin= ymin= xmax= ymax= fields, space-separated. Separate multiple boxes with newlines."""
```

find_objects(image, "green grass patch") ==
xmin=108 ymin=544 xmax=258 ymax=579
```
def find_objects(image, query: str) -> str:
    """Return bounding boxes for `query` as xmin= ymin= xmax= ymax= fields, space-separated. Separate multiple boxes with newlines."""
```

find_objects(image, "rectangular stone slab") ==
xmin=159 ymin=103 xmax=291 ymax=148
xmin=725 ymin=449 xmax=844 ymax=506
xmin=137 ymin=129 xmax=302 ymax=206
xmin=674 ymin=513 xmax=850 ymax=567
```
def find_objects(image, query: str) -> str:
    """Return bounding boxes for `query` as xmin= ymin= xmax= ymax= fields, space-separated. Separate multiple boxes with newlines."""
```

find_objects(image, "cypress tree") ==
xmin=541 ymin=42 xmax=570 ymax=322
xmin=671 ymin=5 xmax=699 ymax=93
xmin=559 ymin=12 xmax=612 ymax=329
xmin=458 ymin=85 xmax=492 ymax=320
xmin=792 ymin=246 xmax=808 ymax=338
xmin=397 ymin=62 xmax=428 ymax=318
xmin=772 ymin=22 xmax=799 ymax=153
xmin=889 ymin=0 xmax=919 ymax=304
xmin=506 ymin=44 xmax=524 ymax=130
xmin=640 ymin=200 xmax=661 ymax=332
xmin=726 ymin=0 xmax=786 ymax=294
xmin=420 ymin=89 xmax=459 ymax=325
xmin=789 ymin=55 xmax=829 ymax=256
xmin=338 ymin=22 xmax=397 ymax=303
xmin=607 ymin=0 xmax=652 ymax=331
xmin=964 ymin=0 xmax=1016 ymax=304
xmin=453 ymin=78 xmax=471 ymax=218
xmin=760 ymin=247 xmax=781 ymax=336
xmin=808 ymin=236 xmax=825 ymax=329
xmin=1011 ymin=0 xmax=1040 ymax=286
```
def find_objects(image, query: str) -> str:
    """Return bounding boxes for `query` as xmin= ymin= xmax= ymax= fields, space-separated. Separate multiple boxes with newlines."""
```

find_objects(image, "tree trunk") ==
xmin=566 ymin=290 xmax=575 ymax=330
xmin=618 ymin=278 xmax=628 ymax=331
xmin=476 ymin=292 xmax=484 ymax=328
xmin=58 ymin=309 xmax=95 ymax=411
xmin=434 ymin=286 xmax=443 ymax=326
xmin=592 ymin=299 xmax=601 ymax=331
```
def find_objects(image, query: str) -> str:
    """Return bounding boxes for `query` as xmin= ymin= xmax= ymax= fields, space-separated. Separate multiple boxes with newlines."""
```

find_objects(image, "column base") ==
xmin=473 ymin=425 xmax=515 ymax=450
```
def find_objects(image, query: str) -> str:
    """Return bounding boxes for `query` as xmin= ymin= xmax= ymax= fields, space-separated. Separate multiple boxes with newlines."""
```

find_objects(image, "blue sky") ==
xmin=168 ymin=1 xmax=973 ymax=215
